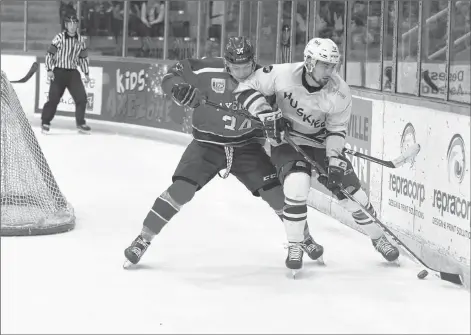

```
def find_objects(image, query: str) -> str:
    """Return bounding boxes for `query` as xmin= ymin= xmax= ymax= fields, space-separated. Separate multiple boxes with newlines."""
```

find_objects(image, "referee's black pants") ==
xmin=41 ymin=68 xmax=88 ymax=126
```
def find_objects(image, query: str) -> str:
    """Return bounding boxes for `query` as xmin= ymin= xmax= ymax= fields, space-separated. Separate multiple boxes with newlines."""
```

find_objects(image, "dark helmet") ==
xmin=224 ymin=36 xmax=255 ymax=64
xmin=64 ymin=13 xmax=79 ymax=23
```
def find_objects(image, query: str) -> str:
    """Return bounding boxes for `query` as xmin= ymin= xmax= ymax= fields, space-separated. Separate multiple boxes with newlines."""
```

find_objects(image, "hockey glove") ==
xmin=171 ymin=83 xmax=202 ymax=109
xmin=257 ymin=109 xmax=287 ymax=144
xmin=317 ymin=156 xmax=349 ymax=197
xmin=326 ymin=156 xmax=349 ymax=190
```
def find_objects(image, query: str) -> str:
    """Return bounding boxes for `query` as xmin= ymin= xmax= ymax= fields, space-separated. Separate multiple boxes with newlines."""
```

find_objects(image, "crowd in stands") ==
xmin=57 ymin=0 xmax=470 ymax=65
xmin=60 ymin=1 xmax=164 ymax=38
xmin=59 ymin=0 xmax=180 ymax=57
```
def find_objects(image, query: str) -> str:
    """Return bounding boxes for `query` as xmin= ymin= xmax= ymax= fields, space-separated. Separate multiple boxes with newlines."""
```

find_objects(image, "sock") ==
xmin=276 ymin=209 xmax=310 ymax=240
xmin=352 ymin=202 xmax=383 ymax=240
xmin=140 ymin=226 xmax=156 ymax=243
xmin=283 ymin=197 xmax=308 ymax=243
xmin=303 ymin=222 xmax=310 ymax=240
xmin=141 ymin=190 xmax=182 ymax=240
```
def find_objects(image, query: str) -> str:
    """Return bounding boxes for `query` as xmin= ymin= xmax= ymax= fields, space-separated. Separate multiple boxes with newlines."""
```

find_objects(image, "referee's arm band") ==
xmin=47 ymin=45 xmax=57 ymax=54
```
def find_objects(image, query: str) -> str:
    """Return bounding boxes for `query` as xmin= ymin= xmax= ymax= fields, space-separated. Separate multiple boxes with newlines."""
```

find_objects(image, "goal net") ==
xmin=1 ymin=70 xmax=75 ymax=236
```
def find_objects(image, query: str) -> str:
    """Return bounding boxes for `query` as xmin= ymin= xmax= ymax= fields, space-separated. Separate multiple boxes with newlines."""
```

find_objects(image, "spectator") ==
xmin=141 ymin=0 xmax=165 ymax=37
xmin=350 ymin=15 xmax=373 ymax=51
xmin=315 ymin=2 xmax=345 ymax=56
xmin=281 ymin=24 xmax=290 ymax=63
xmin=129 ymin=0 xmax=165 ymax=57
xmin=110 ymin=1 xmax=124 ymax=43
xmin=89 ymin=1 xmax=114 ymax=36
xmin=128 ymin=1 xmax=145 ymax=36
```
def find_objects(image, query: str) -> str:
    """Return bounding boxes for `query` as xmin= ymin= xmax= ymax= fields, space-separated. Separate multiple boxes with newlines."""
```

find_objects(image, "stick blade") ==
xmin=10 ymin=62 xmax=38 ymax=83
xmin=392 ymin=143 xmax=421 ymax=167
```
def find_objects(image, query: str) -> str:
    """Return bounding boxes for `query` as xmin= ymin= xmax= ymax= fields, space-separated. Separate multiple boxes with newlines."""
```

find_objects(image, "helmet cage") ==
xmin=304 ymin=55 xmax=318 ymax=73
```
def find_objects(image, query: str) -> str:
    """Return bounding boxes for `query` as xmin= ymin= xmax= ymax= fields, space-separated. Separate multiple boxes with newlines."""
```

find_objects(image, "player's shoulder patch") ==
xmin=262 ymin=65 xmax=273 ymax=73
xmin=174 ymin=61 xmax=184 ymax=72
xmin=254 ymin=64 xmax=263 ymax=71
xmin=168 ymin=61 xmax=185 ymax=76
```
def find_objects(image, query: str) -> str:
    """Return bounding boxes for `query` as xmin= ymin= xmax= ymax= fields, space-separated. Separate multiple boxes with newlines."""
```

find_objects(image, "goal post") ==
xmin=1 ymin=70 xmax=75 ymax=236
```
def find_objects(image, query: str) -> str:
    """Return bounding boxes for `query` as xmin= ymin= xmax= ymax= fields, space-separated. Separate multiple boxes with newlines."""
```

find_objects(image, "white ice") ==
xmin=1 ymin=128 xmax=470 ymax=334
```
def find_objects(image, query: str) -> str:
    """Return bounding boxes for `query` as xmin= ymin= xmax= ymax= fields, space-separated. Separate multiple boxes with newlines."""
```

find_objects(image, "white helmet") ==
xmin=303 ymin=38 xmax=340 ymax=72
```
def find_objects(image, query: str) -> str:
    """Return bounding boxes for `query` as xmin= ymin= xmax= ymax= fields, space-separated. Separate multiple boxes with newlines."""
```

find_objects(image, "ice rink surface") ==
xmin=1 ymin=128 xmax=470 ymax=334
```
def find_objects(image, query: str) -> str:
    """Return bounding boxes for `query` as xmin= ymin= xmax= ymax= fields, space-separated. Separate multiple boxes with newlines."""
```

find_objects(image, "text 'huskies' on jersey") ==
xmin=235 ymin=41 xmax=352 ymax=157
xmin=161 ymin=58 xmax=265 ymax=146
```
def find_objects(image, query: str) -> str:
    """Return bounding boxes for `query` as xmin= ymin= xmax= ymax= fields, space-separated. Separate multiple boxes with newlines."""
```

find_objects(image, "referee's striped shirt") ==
xmin=45 ymin=31 xmax=89 ymax=75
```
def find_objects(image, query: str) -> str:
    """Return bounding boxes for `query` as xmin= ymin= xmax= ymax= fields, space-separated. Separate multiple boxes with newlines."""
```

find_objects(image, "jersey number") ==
xmin=222 ymin=115 xmax=252 ymax=131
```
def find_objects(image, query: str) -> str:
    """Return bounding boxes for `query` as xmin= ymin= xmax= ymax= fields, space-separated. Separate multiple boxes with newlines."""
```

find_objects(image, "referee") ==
xmin=41 ymin=13 xmax=91 ymax=134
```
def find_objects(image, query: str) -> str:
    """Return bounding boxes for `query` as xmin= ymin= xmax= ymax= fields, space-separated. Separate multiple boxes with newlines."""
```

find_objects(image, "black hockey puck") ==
xmin=417 ymin=269 xmax=429 ymax=279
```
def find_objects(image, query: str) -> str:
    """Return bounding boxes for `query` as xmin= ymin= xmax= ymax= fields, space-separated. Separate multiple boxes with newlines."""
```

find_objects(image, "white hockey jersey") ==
xmin=234 ymin=62 xmax=352 ymax=158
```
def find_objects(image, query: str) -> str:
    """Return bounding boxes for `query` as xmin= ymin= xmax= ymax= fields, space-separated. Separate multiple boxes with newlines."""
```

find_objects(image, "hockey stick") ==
xmin=283 ymin=133 xmax=463 ymax=285
xmin=339 ymin=190 xmax=463 ymax=285
xmin=10 ymin=62 xmax=39 ymax=83
xmin=202 ymin=98 xmax=421 ymax=168
xmin=204 ymin=97 xmax=462 ymax=283
xmin=201 ymin=98 xmax=236 ymax=112
xmin=289 ymin=129 xmax=421 ymax=168
xmin=204 ymin=97 xmax=463 ymax=284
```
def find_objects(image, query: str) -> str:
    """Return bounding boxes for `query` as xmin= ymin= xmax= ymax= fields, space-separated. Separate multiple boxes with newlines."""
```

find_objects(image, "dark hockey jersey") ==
xmin=161 ymin=57 xmax=266 ymax=146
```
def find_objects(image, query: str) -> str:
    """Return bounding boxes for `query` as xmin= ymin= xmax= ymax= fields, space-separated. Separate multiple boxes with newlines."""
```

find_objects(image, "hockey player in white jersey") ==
xmin=235 ymin=37 xmax=399 ymax=272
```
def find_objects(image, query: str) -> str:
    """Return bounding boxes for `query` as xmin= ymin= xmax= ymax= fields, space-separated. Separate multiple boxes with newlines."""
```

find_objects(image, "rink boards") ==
xmin=1 ymin=53 xmax=469 ymax=283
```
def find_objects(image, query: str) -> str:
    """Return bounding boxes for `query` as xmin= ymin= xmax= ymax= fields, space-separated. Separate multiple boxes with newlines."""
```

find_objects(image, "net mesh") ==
xmin=1 ymin=70 xmax=75 ymax=236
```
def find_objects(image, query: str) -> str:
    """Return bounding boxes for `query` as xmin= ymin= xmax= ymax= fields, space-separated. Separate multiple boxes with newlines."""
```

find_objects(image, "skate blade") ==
xmin=78 ymin=129 xmax=91 ymax=135
xmin=316 ymin=255 xmax=325 ymax=265
xmin=290 ymin=269 xmax=301 ymax=279
xmin=123 ymin=260 xmax=134 ymax=269
xmin=389 ymin=258 xmax=401 ymax=267
xmin=41 ymin=130 xmax=50 ymax=135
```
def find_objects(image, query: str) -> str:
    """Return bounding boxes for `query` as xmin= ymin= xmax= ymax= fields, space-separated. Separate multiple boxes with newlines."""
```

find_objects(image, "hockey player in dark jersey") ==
xmin=123 ymin=37 xmax=324 ymax=271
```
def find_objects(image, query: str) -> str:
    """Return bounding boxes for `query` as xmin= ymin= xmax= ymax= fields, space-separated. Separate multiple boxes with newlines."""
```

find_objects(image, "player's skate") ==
xmin=372 ymin=235 xmax=399 ymax=262
xmin=41 ymin=124 xmax=50 ymax=134
xmin=123 ymin=235 xmax=150 ymax=269
xmin=77 ymin=124 xmax=91 ymax=134
xmin=302 ymin=235 xmax=324 ymax=264
xmin=286 ymin=242 xmax=304 ymax=278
